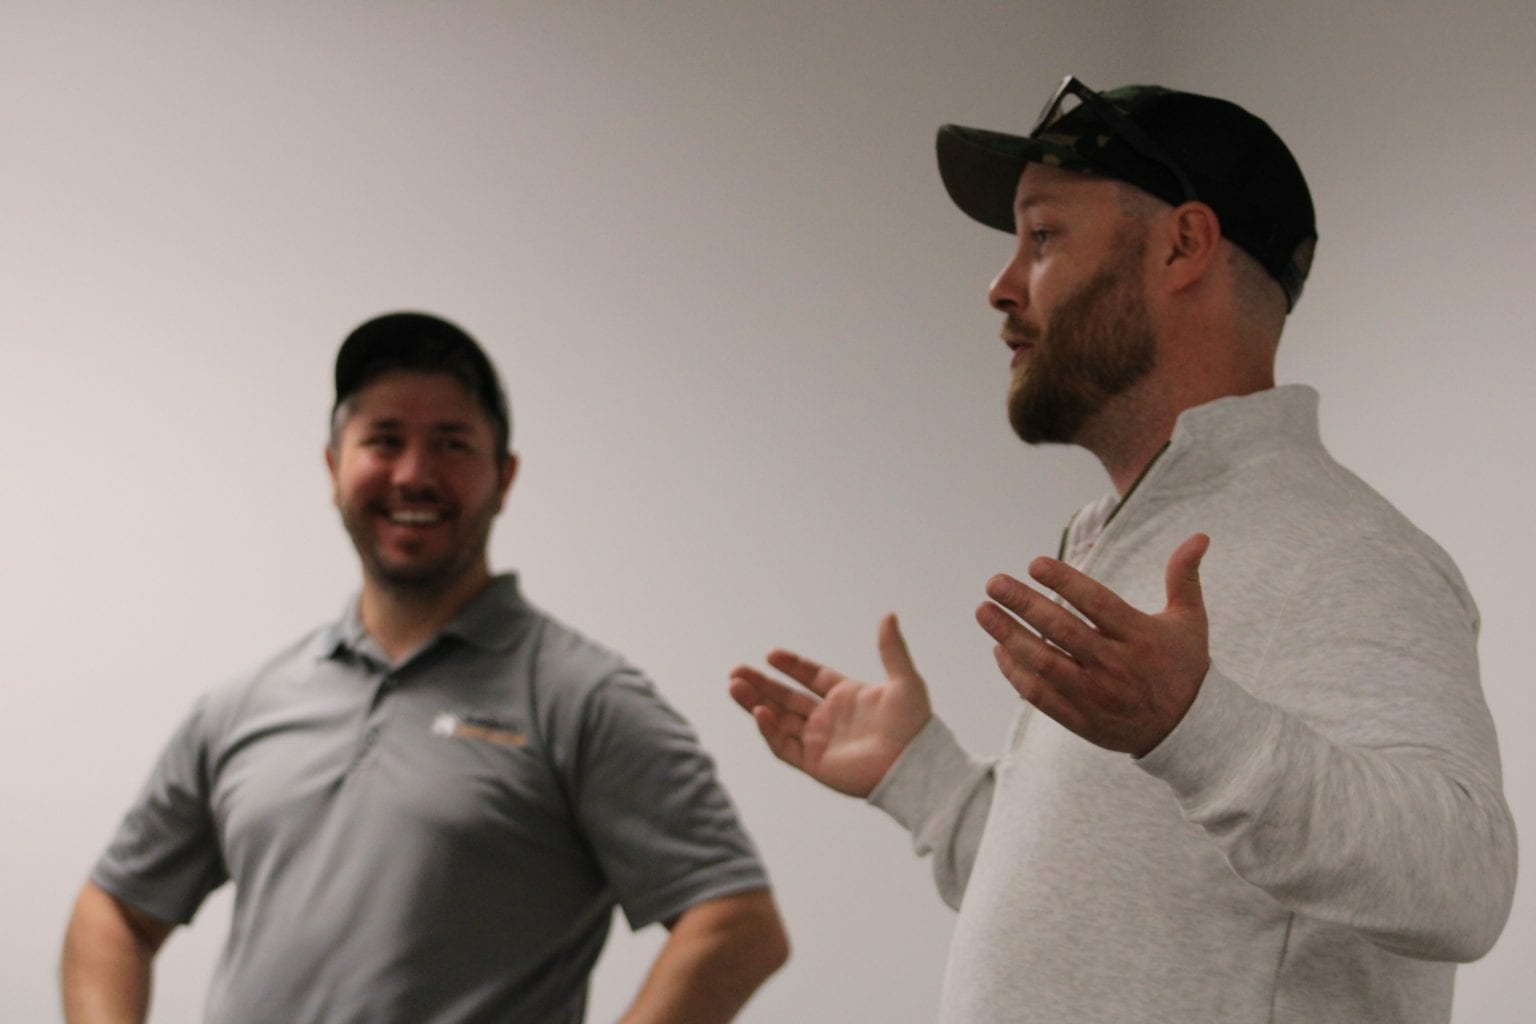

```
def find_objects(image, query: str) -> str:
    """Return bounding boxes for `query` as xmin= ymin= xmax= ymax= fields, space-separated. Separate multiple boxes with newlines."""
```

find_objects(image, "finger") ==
xmin=728 ymin=674 xmax=780 ymax=715
xmin=989 ymin=643 xmax=1091 ymax=738
xmin=727 ymin=676 xmax=760 ymax=715
xmin=764 ymin=648 xmax=845 ymax=699
xmin=1027 ymin=556 xmax=1139 ymax=638
xmin=1164 ymin=533 xmax=1210 ymax=615
xmin=976 ymin=601 xmax=1079 ymax=680
xmin=982 ymin=574 xmax=1096 ymax=654
xmin=728 ymin=668 xmax=820 ymax=719
xmin=876 ymin=613 xmax=923 ymax=691
xmin=751 ymin=704 xmax=806 ymax=770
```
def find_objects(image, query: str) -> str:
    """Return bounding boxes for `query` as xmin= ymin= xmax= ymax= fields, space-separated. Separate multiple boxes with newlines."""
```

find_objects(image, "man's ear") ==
xmin=495 ymin=452 xmax=519 ymax=511
xmin=324 ymin=444 xmax=341 ymax=506
xmin=1158 ymin=201 xmax=1222 ymax=296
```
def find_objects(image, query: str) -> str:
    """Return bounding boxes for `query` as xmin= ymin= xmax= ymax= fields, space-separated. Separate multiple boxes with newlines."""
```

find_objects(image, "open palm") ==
xmin=728 ymin=614 xmax=932 ymax=797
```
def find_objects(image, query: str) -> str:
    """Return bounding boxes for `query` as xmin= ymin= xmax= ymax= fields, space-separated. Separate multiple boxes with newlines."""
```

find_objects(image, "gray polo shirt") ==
xmin=93 ymin=575 xmax=770 ymax=1024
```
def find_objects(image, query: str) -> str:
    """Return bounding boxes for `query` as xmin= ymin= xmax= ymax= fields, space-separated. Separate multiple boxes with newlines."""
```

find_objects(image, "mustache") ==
xmin=1002 ymin=315 xmax=1041 ymax=343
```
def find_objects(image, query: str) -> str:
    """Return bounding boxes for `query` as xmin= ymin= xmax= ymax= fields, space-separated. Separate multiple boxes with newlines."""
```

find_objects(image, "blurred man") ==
xmin=731 ymin=78 xmax=1514 ymax=1022
xmin=65 ymin=312 xmax=787 ymax=1023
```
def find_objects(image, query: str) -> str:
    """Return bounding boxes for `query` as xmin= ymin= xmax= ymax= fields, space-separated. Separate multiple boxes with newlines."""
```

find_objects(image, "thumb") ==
xmin=1164 ymin=533 xmax=1210 ymax=615
xmin=877 ymin=613 xmax=923 ymax=691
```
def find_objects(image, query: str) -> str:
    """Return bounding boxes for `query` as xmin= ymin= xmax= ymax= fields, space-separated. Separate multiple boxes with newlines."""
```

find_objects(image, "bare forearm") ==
xmin=62 ymin=883 xmax=170 ymax=1024
xmin=618 ymin=890 xmax=789 ymax=1024
xmin=62 ymin=922 xmax=153 ymax=1023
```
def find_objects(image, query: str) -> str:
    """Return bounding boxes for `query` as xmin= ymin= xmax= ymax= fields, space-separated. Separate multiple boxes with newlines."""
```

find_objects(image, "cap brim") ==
xmin=936 ymin=124 xmax=1046 ymax=234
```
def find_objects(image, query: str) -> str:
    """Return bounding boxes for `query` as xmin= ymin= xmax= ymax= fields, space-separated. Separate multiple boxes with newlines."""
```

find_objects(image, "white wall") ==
xmin=3 ymin=2 xmax=1530 ymax=1021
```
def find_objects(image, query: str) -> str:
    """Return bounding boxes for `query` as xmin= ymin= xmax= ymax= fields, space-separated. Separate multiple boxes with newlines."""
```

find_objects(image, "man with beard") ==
xmin=63 ymin=312 xmax=788 ymax=1024
xmin=729 ymin=78 xmax=1514 ymax=1022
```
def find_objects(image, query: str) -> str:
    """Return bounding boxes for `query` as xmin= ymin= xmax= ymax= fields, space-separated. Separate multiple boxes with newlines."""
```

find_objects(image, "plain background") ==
xmin=4 ymin=2 xmax=1532 ymax=1021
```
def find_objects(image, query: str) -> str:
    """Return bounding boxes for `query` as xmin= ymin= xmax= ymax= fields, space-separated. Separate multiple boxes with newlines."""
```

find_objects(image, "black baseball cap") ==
xmin=937 ymin=77 xmax=1317 ymax=310
xmin=333 ymin=311 xmax=512 ymax=453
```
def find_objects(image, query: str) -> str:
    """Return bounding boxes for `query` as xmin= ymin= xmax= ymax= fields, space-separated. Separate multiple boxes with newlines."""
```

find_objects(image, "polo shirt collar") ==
xmin=318 ymin=573 xmax=534 ymax=661
xmin=441 ymin=574 xmax=534 ymax=652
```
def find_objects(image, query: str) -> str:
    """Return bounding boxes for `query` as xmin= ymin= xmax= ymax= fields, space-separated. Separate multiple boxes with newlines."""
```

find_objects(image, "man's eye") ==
xmin=1029 ymin=228 xmax=1052 ymax=246
xmin=363 ymin=436 xmax=401 ymax=449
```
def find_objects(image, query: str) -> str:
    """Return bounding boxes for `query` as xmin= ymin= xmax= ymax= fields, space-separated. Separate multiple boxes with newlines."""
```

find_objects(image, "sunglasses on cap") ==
xmin=1033 ymin=75 xmax=1199 ymax=205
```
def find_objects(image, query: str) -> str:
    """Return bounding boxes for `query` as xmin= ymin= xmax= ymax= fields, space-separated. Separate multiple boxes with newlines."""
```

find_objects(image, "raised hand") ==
xmin=975 ymin=533 xmax=1212 ymax=757
xmin=728 ymin=614 xmax=932 ymax=797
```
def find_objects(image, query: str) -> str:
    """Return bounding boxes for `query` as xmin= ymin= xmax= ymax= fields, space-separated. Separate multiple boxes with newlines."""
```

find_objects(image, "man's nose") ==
xmin=390 ymin=442 xmax=436 ymax=487
xmin=988 ymin=250 xmax=1029 ymax=313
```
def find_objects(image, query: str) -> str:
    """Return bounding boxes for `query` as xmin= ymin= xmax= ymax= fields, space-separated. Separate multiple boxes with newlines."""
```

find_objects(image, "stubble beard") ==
xmin=1007 ymin=233 xmax=1158 ymax=446
xmin=342 ymin=490 xmax=500 ymax=601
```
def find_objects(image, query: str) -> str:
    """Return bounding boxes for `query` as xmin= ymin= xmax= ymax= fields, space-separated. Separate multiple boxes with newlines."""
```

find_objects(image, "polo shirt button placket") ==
xmin=351 ymin=670 xmax=395 ymax=772
xmin=348 ymin=723 xmax=383 ymax=775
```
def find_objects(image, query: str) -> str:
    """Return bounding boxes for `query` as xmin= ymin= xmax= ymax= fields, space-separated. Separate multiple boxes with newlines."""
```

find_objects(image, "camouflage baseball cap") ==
xmin=937 ymin=77 xmax=1317 ymax=310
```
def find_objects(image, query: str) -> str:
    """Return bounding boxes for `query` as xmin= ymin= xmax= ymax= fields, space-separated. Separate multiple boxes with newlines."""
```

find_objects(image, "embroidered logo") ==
xmin=431 ymin=712 xmax=528 ymax=749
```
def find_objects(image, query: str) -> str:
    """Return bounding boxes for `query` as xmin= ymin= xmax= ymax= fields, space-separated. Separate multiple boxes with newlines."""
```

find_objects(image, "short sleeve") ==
xmin=91 ymin=698 xmax=230 ymax=924
xmin=564 ymin=670 xmax=769 ymax=930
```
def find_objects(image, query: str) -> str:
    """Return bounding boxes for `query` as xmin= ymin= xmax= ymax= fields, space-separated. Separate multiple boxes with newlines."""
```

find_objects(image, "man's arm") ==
xmin=617 ymin=889 xmax=788 ymax=1024
xmin=977 ymin=533 xmax=1518 ymax=960
xmin=61 ymin=881 xmax=176 ymax=1024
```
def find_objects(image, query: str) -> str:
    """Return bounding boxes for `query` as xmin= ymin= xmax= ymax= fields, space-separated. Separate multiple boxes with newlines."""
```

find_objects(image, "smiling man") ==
xmin=64 ymin=312 xmax=787 ymax=1024
xmin=730 ymin=79 xmax=1515 ymax=1021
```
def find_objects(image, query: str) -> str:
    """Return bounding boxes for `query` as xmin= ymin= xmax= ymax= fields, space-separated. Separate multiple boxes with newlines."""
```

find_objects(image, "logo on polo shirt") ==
xmin=431 ymin=711 xmax=528 ymax=749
